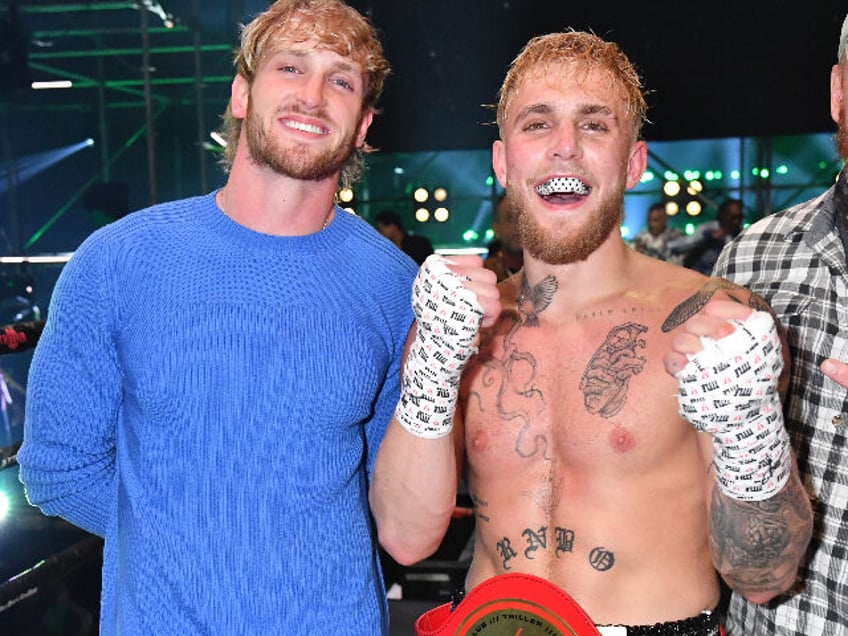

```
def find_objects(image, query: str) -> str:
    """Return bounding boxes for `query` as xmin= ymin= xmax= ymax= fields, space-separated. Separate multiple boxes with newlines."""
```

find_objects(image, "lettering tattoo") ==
xmin=588 ymin=546 xmax=616 ymax=572
xmin=522 ymin=526 xmax=548 ymax=559
xmin=489 ymin=525 xmax=613 ymax=572
xmin=579 ymin=323 xmax=648 ymax=418
xmin=555 ymin=527 xmax=575 ymax=556
xmin=471 ymin=492 xmax=491 ymax=523
xmin=496 ymin=537 xmax=518 ymax=570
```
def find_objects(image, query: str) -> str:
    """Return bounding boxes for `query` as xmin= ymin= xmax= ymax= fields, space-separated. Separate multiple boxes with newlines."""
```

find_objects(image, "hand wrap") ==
xmin=395 ymin=255 xmax=484 ymax=438
xmin=676 ymin=311 xmax=791 ymax=501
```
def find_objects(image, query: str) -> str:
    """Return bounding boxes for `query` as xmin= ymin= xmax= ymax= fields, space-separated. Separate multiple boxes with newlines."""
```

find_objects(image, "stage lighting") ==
xmin=413 ymin=187 xmax=429 ymax=203
xmin=415 ymin=207 xmax=430 ymax=223
xmin=665 ymin=201 xmax=679 ymax=216
xmin=433 ymin=207 xmax=450 ymax=223
xmin=338 ymin=187 xmax=354 ymax=204
xmin=686 ymin=201 xmax=702 ymax=216
xmin=663 ymin=181 xmax=681 ymax=197
xmin=433 ymin=187 xmax=448 ymax=202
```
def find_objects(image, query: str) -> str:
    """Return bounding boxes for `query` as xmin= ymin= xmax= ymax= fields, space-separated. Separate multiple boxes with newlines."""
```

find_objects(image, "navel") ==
xmin=608 ymin=425 xmax=636 ymax=453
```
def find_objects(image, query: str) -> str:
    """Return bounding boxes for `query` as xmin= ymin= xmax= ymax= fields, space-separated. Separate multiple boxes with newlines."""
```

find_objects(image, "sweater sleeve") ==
xmin=18 ymin=238 xmax=121 ymax=537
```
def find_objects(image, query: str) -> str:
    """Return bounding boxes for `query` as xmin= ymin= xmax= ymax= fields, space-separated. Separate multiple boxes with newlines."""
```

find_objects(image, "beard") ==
xmin=838 ymin=102 xmax=848 ymax=160
xmin=507 ymin=181 xmax=624 ymax=266
xmin=244 ymin=102 xmax=360 ymax=181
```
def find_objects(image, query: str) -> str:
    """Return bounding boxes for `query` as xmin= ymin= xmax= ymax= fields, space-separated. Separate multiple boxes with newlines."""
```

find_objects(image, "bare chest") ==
xmin=460 ymin=309 xmax=690 ymax=475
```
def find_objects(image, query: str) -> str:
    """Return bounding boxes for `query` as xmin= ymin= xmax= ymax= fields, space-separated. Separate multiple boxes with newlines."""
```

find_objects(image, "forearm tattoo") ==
xmin=709 ymin=470 xmax=813 ymax=592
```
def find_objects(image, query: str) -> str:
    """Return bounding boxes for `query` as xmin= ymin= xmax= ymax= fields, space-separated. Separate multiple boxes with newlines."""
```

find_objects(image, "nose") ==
xmin=298 ymin=73 xmax=327 ymax=109
xmin=551 ymin=123 xmax=580 ymax=161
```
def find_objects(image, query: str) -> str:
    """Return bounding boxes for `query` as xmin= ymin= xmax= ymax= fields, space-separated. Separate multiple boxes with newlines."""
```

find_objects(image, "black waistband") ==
xmin=598 ymin=610 xmax=720 ymax=635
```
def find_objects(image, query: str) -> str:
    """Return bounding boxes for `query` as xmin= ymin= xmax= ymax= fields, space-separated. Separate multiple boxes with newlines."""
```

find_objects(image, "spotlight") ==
xmin=413 ymin=187 xmax=429 ymax=203
xmin=415 ymin=208 xmax=430 ymax=223
xmin=433 ymin=187 xmax=448 ymax=202
xmin=433 ymin=207 xmax=450 ymax=223
xmin=665 ymin=201 xmax=679 ymax=216
xmin=685 ymin=201 xmax=702 ymax=216
xmin=663 ymin=181 xmax=681 ymax=197
xmin=686 ymin=180 xmax=703 ymax=196
xmin=337 ymin=187 xmax=354 ymax=203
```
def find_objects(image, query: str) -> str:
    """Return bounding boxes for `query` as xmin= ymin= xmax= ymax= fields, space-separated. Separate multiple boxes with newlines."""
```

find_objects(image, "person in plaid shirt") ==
xmin=712 ymin=13 xmax=848 ymax=636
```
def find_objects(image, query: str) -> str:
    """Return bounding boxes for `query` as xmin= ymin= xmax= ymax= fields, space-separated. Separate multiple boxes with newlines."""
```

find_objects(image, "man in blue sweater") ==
xmin=17 ymin=1 xmax=416 ymax=634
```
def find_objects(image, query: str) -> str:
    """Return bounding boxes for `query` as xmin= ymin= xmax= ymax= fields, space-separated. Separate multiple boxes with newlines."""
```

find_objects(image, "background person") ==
xmin=712 ymin=13 xmax=848 ymax=635
xmin=17 ymin=1 xmax=415 ymax=634
xmin=374 ymin=209 xmax=435 ymax=265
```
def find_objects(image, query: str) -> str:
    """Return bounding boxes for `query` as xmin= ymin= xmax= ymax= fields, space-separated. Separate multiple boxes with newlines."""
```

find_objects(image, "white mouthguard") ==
xmin=535 ymin=177 xmax=590 ymax=197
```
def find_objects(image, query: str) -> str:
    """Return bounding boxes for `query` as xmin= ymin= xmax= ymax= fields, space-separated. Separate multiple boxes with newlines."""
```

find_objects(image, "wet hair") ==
xmin=496 ymin=31 xmax=647 ymax=142
xmin=217 ymin=0 xmax=390 ymax=183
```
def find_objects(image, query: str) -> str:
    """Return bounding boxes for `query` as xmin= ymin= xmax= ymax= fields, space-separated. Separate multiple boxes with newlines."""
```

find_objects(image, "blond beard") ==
xmin=508 ymin=187 xmax=624 ymax=265
xmin=245 ymin=102 xmax=360 ymax=182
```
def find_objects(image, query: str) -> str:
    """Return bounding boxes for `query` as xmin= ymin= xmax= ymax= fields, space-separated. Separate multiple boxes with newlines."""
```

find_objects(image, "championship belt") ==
xmin=415 ymin=573 xmax=601 ymax=636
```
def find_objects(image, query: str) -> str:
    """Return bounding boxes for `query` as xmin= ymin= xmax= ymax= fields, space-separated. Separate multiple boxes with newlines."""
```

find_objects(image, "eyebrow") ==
xmin=513 ymin=101 xmax=617 ymax=126
xmin=271 ymin=49 xmax=360 ymax=76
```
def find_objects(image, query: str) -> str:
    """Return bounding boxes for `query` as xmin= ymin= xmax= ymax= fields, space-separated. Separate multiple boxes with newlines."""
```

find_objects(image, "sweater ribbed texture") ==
xmin=18 ymin=192 xmax=417 ymax=635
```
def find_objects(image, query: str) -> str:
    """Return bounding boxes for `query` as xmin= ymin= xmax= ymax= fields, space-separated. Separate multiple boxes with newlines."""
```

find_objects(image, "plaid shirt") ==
xmin=713 ymin=167 xmax=848 ymax=635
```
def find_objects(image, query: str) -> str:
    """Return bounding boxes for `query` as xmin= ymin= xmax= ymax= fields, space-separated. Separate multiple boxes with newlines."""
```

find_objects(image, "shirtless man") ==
xmin=369 ymin=31 xmax=812 ymax=634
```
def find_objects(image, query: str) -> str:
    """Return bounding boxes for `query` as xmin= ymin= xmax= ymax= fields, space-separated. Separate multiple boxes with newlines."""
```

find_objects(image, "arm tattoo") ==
xmin=579 ymin=323 xmax=648 ymax=418
xmin=709 ymin=471 xmax=813 ymax=592
xmin=661 ymin=279 xmax=738 ymax=332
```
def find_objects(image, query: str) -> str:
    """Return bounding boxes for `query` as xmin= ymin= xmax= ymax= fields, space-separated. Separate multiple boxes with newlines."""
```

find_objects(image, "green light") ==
xmin=760 ymin=168 xmax=770 ymax=179
xmin=752 ymin=167 xmax=760 ymax=176
xmin=819 ymin=161 xmax=828 ymax=170
xmin=463 ymin=230 xmax=480 ymax=242
xmin=705 ymin=171 xmax=714 ymax=181
xmin=714 ymin=170 xmax=723 ymax=180
xmin=485 ymin=176 xmax=494 ymax=186
xmin=683 ymin=170 xmax=701 ymax=181
xmin=484 ymin=228 xmax=495 ymax=241
xmin=685 ymin=223 xmax=695 ymax=236
xmin=776 ymin=164 xmax=789 ymax=175
xmin=640 ymin=171 xmax=655 ymax=183
xmin=663 ymin=171 xmax=679 ymax=181
xmin=730 ymin=170 xmax=740 ymax=180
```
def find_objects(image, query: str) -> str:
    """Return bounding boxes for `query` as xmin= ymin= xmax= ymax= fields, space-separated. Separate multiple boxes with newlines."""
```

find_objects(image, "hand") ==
xmin=664 ymin=299 xmax=751 ymax=377
xmin=666 ymin=300 xmax=791 ymax=501
xmin=394 ymin=254 xmax=500 ymax=439
xmin=821 ymin=358 xmax=848 ymax=388
xmin=441 ymin=254 xmax=502 ymax=330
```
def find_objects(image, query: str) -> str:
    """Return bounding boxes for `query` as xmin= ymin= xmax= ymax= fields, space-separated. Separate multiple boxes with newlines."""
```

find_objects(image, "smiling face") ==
xmin=231 ymin=42 xmax=372 ymax=182
xmin=492 ymin=63 xmax=646 ymax=265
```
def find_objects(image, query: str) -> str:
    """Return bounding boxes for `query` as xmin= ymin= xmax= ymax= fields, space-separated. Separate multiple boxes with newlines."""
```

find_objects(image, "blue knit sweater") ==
xmin=18 ymin=193 xmax=417 ymax=635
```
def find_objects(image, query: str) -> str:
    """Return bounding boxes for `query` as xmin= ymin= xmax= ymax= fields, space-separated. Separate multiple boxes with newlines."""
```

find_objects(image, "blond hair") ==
xmin=218 ymin=0 xmax=390 ymax=184
xmin=496 ymin=31 xmax=647 ymax=142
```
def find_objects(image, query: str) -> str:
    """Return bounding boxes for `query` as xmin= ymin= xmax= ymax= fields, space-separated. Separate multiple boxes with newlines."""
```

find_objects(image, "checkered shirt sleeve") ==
xmin=713 ymin=182 xmax=848 ymax=635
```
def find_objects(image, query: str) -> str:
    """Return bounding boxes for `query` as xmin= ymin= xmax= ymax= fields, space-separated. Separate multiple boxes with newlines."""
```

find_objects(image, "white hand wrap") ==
xmin=676 ymin=311 xmax=791 ymax=501
xmin=395 ymin=255 xmax=484 ymax=438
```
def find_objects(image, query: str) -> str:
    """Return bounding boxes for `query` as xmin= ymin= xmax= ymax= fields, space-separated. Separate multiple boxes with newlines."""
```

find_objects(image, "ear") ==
xmin=831 ymin=64 xmax=843 ymax=125
xmin=230 ymin=75 xmax=250 ymax=120
xmin=625 ymin=140 xmax=648 ymax=190
xmin=355 ymin=109 xmax=374 ymax=148
xmin=492 ymin=139 xmax=507 ymax=188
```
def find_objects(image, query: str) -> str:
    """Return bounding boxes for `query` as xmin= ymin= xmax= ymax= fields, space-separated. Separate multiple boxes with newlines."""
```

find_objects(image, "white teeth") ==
xmin=536 ymin=177 xmax=590 ymax=196
xmin=285 ymin=120 xmax=326 ymax=134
